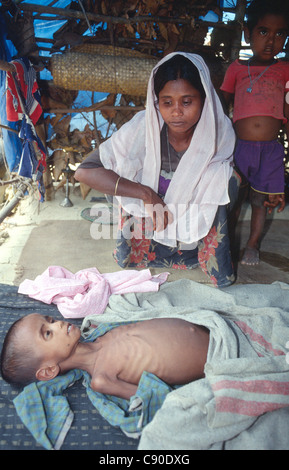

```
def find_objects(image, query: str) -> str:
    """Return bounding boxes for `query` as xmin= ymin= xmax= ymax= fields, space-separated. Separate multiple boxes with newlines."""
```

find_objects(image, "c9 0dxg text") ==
xmin=141 ymin=454 xmax=190 ymax=465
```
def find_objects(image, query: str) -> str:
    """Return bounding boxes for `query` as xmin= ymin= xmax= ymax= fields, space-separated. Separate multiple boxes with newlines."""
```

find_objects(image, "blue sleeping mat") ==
xmin=0 ymin=283 xmax=138 ymax=450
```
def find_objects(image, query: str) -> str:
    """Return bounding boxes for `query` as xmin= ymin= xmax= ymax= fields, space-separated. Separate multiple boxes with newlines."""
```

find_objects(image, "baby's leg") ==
xmin=241 ymin=189 xmax=266 ymax=265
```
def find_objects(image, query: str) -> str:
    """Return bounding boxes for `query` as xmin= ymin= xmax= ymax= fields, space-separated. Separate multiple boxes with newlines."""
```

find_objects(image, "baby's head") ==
xmin=0 ymin=313 xmax=81 ymax=388
xmin=0 ymin=316 xmax=41 ymax=387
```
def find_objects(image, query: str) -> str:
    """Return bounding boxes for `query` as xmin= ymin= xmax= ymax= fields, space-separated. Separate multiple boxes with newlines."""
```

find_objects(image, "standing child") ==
xmin=221 ymin=0 xmax=289 ymax=265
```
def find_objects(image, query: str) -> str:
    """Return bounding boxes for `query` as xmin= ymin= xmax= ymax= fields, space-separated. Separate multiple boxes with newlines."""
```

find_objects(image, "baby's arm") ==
xmin=91 ymin=372 xmax=138 ymax=400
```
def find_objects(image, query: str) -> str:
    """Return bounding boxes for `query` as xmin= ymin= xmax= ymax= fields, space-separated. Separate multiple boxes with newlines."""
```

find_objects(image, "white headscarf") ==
xmin=100 ymin=52 xmax=235 ymax=246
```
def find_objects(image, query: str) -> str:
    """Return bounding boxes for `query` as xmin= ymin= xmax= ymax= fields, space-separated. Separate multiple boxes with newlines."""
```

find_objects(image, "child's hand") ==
xmin=264 ymin=193 xmax=286 ymax=214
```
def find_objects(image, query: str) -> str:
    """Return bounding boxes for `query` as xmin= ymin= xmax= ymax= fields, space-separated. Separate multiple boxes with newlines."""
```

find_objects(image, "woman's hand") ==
xmin=142 ymin=186 xmax=173 ymax=232
xmin=75 ymin=167 xmax=174 ymax=231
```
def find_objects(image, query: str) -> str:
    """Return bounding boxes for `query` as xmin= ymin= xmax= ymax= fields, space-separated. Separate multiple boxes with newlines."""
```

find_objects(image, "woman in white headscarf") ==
xmin=75 ymin=52 xmax=239 ymax=287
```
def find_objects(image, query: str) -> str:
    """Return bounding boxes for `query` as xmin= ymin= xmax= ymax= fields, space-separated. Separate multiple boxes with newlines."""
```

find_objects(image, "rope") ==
xmin=77 ymin=0 xmax=93 ymax=35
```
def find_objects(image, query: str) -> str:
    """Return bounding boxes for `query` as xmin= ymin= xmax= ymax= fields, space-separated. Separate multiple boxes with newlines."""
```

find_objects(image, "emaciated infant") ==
xmin=0 ymin=314 xmax=209 ymax=399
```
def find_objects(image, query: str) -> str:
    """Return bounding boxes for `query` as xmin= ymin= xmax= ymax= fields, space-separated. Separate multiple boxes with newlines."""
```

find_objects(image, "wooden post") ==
xmin=230 ymin=0 xmax=247 ymax=62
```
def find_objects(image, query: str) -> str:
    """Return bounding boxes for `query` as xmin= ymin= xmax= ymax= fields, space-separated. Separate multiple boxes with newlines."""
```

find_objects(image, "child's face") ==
xmin=19 ymin=313 xmax=81 ymax=366
xmin=245 ymin=14 xmax=288 ymax=64
xmin=157 ymin=78 xmax=204 ymax=136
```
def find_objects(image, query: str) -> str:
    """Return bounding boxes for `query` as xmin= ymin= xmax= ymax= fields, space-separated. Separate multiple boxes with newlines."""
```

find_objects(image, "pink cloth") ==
xmin=18 ymin=266 xmax=169 ymax=318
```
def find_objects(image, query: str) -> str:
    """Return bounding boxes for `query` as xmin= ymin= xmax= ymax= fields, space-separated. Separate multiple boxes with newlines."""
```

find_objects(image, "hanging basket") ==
xmin=50 ymin=48 xmax=158 ymax=96
xmin=70 ymin=44 xmax=153 ymax=59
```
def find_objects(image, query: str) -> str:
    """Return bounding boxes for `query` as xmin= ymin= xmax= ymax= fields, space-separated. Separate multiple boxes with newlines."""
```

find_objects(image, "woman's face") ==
xmin=157 ymin=78 xmax=204 ymax=136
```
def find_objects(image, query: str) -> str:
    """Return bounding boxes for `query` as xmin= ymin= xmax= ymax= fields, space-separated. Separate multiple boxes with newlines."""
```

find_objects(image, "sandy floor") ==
xmin=1 ymin=183 xmax=289 ymax=287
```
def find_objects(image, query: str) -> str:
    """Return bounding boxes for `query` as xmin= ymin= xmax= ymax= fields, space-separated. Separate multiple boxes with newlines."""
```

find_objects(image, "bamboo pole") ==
xmin=0 ymin=182 xmax=29 ymax=223
xmin=0 ymin=123 xmax=18 ymax=134
xmin=18 ymin=3 xmax=235 ymax=29
xmin=46 ymin=105 xmax=145 ymax=115
xmin=0 ymin=59 xmax=16 ymax=73
xmin=230 ymin=0 xmax=247 ymax=61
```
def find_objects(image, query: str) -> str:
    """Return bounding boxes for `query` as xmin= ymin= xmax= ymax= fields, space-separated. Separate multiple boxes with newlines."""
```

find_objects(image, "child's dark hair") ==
xmin=0 ymin=318 xmax=40 ymax=388
xmin=153 ymin=54 xmax=206 ymax=102
xmin=246 ymin=0 xmax=289 ymax=33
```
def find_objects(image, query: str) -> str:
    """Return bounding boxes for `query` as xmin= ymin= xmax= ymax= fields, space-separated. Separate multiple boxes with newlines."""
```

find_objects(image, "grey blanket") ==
xmin=81 ymin=279 xmax=289 ymax=450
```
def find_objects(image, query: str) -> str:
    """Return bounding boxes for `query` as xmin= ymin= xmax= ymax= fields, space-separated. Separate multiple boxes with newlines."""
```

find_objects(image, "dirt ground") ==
xmin=1 ymin=183 xmax=289 ymax=287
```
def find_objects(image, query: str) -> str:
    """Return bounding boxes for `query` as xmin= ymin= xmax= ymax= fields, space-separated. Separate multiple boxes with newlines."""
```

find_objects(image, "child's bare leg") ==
xmin=241 ymin=190 xmax=267 ymax=265
xmin=228 ymin=182 xmax=249 ymax=250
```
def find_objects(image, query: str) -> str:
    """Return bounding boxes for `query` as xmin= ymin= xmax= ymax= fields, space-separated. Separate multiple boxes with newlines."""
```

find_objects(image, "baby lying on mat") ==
xmin=0 ymin=314 xmax=209 ymax=400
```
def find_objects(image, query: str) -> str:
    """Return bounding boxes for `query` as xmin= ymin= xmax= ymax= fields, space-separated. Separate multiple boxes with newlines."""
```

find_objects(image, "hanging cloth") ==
xmin=6 ymin=57 xmax=46 ymax=200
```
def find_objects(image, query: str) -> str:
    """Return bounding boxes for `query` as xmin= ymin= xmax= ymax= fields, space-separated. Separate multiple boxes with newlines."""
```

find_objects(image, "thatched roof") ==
xmin=2 ymin=1 xmax=246 ymax=65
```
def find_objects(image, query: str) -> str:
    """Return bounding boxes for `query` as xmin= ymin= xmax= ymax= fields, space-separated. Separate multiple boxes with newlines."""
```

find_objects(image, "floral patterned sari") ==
xmin=113 ymin=170 xmax=240 ymax=288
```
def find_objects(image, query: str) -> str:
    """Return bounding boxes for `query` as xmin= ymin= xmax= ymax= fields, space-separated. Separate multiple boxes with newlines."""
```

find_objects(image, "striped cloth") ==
xmin=80 ymin=279 xmax=289 ymax=450
xmin=6 ymin=58 xmax=46 ymax=200
xmin=6 ymin=57 xmax=42 ymax=125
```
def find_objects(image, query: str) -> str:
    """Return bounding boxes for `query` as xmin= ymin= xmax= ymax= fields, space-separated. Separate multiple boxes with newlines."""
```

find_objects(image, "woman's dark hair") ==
xmin=246 ymin=0 xmax=289 ymax=33
xmin=153 ymin=54 xmax=206 ymax=102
